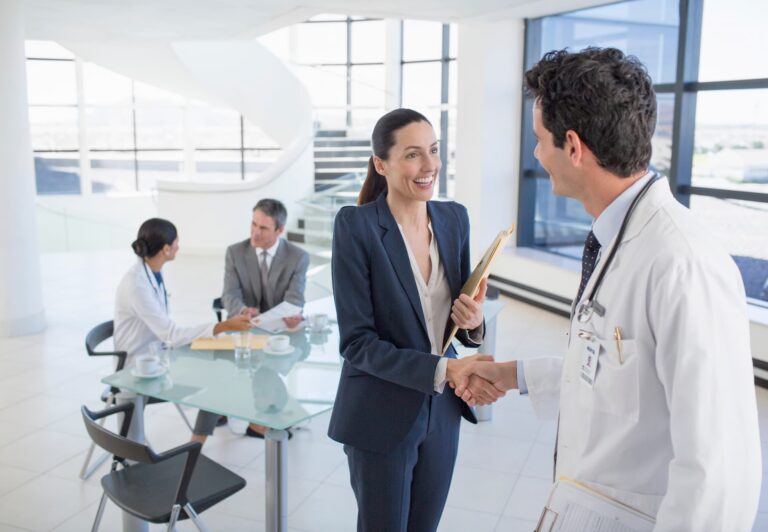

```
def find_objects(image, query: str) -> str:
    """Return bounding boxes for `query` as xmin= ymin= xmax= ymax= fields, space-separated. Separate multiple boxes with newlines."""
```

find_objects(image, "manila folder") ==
xmin=440 ymin=223 xmax=515 ymax=355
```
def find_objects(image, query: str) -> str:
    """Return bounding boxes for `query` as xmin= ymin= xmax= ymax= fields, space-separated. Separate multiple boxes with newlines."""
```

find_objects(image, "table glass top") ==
xmin=103 ymin=299 xmax=342 ymax=429
xmin=102 ymin=297 xmax=505 ymax=429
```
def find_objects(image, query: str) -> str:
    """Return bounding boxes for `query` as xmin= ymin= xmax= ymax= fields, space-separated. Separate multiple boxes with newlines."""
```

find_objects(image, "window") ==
xmin=26 ymin=42 xmax=279 ymax=194
xmin=401 ymin=22 xmax=456 ymax=197
xmin=519 ymin=0 xmax=768 ymax=306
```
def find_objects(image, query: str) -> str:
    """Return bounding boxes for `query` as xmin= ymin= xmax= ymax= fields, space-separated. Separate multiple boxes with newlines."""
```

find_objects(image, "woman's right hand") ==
xmin=214 ymin=314 xmax=252 ymax=335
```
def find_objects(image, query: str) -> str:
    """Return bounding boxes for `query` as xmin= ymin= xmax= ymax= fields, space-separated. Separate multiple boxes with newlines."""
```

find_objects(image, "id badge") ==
xmin=580 ymin=337 xmax=599 ymax=388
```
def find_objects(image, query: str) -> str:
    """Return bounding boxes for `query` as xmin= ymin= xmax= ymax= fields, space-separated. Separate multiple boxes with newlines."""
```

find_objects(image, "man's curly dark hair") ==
xmin=524 ymin=47 xmax=657 ymax=178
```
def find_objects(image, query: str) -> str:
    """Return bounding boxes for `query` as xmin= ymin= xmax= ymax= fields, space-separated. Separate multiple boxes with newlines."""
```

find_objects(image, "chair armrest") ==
xmin=154 ymin=440 xmax=202 ymax=463
xmin=155 ymin=440 xmax=203 ymax=507
xmin=82 ymin=403 xmax=134 ymax=439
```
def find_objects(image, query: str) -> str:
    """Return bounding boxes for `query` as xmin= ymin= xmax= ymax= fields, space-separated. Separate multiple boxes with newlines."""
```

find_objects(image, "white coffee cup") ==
xmin=308 ymin=313 xmax=329 ymax=332
xmin=267 ymin=335 xmax=290 ymax=352
xmin=136 ymin=355 xmax=160 ymax=375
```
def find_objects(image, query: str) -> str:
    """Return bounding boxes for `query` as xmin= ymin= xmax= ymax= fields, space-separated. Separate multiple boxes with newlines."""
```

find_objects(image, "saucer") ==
xmin=306 ymin=326 xmax=332 ymax=333
xmin=263 ymin=345 xmax=296 ymax=356
xmin=130 ymin=366 xmax=168 ymax=379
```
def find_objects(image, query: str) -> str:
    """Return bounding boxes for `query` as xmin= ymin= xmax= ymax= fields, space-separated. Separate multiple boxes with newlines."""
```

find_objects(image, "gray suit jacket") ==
xmin=221 ymin=238 xmax=310 ymax=316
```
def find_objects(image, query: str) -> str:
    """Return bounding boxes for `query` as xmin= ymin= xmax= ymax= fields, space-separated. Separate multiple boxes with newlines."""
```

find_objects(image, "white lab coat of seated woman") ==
xmin=114 ymin=258 xmax=216 ymax=362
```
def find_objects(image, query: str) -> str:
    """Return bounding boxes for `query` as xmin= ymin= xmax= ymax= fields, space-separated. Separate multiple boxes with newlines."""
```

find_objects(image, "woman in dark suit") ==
xmin=328 ymin=108 xmax=503 ymax=531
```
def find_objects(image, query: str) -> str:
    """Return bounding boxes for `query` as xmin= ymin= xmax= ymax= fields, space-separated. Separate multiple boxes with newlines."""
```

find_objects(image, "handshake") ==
xmin=445 ymin=355 xmax=518 ymax=407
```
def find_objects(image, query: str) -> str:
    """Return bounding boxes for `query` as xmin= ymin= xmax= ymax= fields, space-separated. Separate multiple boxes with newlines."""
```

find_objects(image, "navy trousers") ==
xmin=344 ymin=390 xmax=463 ymax=532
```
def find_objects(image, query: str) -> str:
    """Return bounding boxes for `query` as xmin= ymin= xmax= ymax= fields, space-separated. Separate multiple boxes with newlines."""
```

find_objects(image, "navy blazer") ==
xmin=328 ymin=193 xmax=482 ymax=454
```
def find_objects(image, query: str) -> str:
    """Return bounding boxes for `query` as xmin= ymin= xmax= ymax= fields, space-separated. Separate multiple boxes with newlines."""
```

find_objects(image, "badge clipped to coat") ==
xmin=580 ymin=337 xmax=599 ymax=388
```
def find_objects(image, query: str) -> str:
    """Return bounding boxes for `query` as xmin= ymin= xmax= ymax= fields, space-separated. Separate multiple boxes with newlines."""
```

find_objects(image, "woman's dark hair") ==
xmin=357 ymin=108 xmax=431 ymax=205
xmin=524 ymin=47 xmax=656 ymax=177
xmin=131 ymin=218 xmax=178 ymax=258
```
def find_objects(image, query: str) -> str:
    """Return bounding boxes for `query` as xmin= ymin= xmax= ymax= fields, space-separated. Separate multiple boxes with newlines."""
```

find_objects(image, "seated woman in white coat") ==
xmin=114 ymin=218 xmax=251 ymax=441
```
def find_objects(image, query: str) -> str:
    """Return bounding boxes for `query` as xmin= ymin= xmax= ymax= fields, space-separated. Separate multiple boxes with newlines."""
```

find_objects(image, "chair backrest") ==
xmin=86 ymin=320 xmax=128 ymax=370
xmin=212 ymin=297 xmax=223 ymax=323
xmin=81 ymin=404 xmax=156 ymax=464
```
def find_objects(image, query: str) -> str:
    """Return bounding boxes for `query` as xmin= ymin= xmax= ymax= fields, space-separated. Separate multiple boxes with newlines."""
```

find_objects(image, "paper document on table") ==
xmin=441 ymin=223 xmax=515 ymax=354
xmin=252 ymin=302 xmax=303 ymax=333
xmin=536 ymin=478 xmax=654 ymax=532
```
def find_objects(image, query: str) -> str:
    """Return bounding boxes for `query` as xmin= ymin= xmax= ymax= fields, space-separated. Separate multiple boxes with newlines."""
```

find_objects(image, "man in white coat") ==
xmin=452 ymin=47 xmax=761 ymax=530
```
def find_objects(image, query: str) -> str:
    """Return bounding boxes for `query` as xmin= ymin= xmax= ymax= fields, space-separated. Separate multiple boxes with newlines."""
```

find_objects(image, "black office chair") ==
xmin=82 ymin=403 xmax=246 ymax=532
xmin=80 ymin=320 xmax=194 ymax=480
xmin=212 ymin=297 xmax=224 ymax=323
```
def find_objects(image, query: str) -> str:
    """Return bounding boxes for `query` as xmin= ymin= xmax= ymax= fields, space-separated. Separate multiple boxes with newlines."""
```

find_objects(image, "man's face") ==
xmin=250 ymin=209 xmax=283 ymax=249
xmin=532 ymin=103 xmax=579 ymax=199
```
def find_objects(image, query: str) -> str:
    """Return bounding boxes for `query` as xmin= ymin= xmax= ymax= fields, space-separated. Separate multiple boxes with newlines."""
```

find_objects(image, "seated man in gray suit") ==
xmin=191 ymin=198 xmax=310 ymax=443
xmin=221 ymin=198 xmax=309 ymax=327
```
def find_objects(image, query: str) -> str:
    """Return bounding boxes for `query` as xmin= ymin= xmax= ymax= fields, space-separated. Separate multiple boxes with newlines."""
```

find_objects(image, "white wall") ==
xmin=36 ymin=194 xmax=156 ymax=253
xmin=454 ymin=19 xmax=524 ymax=260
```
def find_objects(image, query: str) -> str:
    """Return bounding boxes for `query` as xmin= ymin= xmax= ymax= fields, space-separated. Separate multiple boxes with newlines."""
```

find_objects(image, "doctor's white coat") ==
xmin=114 ymin=259 xmax=215 ymax=361
xmin=523 ymin=178 xmax=761 ymax=531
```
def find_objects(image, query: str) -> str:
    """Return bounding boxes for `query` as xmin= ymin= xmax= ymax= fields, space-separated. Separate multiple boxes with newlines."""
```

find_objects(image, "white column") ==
xmin=454 ymin=19 xmax=524 ymax=259
xmin=0 ymin=0 xmax=46 ymax=335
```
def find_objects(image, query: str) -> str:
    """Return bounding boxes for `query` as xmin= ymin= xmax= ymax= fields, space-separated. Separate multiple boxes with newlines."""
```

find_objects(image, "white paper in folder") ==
xmin=536 ymin=478 xmax=654 ymax=532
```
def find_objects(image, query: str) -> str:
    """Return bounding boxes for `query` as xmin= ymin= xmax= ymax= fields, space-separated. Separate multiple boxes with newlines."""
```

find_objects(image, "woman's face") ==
xmin=164 ymin=238 xmax=179 ymax=261
xmin=374 ymin=120 xmax=440 ymax=203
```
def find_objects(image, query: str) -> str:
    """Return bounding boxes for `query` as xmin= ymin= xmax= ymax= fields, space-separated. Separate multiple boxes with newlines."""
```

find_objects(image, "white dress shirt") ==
xmin=397 ymin=222 xmax=453 ymax=392
xmin=254 ymin=238 xmax=281 ymax=271
xmin=114 ymin=259 xmax=216 ymax=363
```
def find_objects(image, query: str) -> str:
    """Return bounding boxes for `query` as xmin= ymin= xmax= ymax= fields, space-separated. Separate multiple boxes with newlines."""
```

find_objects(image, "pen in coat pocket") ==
xmin=614 ymin=326 xmax=623 ymax=365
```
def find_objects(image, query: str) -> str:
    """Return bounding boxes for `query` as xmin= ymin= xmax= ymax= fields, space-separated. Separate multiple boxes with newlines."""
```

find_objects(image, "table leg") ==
xmin=265 ymin=428 xmax=289 ymax=532
xmin=115 ymin=392 xmax=149 ymax=532
xmin=475 ymin=315 xmax=498 ymax=422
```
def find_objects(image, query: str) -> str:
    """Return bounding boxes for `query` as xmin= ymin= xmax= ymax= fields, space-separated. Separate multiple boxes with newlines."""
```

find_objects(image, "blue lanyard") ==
xmin=142 ymin=262 xmax=168 ymax=310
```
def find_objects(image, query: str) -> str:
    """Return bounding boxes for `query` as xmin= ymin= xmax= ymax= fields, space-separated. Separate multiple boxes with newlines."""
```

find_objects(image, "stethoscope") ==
xmin=142 ymin=261 xmax=168 ymax=310
xmin=575 ymin=172 xmax=662 ymax=324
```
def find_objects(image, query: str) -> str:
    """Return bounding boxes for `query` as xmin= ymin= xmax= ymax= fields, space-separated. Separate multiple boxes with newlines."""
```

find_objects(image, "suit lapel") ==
xmin=243 ymin=242 xmax=262 ymax=303
xmin=376 ymin=195 xmax=429 ymax=339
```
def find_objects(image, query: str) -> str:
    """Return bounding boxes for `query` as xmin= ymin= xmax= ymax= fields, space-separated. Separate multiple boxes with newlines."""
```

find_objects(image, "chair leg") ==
xmin=91 ymin=492 xmax=108 ymax=532
xmin=167 ymin=504 xmax=181 ymax=531
xmin=79 ymin=445 xmax=111 ymax=480
xmin=174 ymin=404 xmax=194 ymax=432
xmin=184 ymin=503 xmax=210 ymax=532
xmin=80 ymin=395 xmax=115 ymax=480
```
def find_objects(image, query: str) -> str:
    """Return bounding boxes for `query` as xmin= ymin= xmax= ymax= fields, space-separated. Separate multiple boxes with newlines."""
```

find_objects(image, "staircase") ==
xmin=313 ymin=129 xmax=371 ymax=192
xmin=287 ymin=129 xmax=370 ymax=258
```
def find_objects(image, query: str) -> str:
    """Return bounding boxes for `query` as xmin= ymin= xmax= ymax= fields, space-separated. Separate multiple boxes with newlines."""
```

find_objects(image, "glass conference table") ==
xmin=102 ymin=296 xmax=504 ymax=532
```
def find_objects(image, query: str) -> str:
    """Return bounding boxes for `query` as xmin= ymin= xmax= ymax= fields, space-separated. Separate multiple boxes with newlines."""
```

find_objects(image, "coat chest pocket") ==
xmin=578 ymin=337 xmax=639 ymax=420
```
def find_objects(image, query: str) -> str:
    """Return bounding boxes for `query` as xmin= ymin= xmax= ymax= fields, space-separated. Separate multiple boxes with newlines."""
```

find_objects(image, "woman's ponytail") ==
xmin=357 ymin=157 xmax=388 ymax=206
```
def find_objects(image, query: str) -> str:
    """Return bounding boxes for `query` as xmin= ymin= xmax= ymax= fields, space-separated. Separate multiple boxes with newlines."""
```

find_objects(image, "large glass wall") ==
xmin=401 ymin=21 xmax=457 ymax=196
xmin=25 ymin=41 xmax=278 ymax=195
xmin=284 ymin=16 xmax=458 ymax=196
xmin=518 ymin=0 xmax=768 ymax=306
xmin=26 ymin=16 xmax=458 ymax=198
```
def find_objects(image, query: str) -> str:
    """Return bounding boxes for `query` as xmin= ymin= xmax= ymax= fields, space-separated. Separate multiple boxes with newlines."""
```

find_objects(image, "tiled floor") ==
xmin=0 ymin=249 xmax=766 ymax=531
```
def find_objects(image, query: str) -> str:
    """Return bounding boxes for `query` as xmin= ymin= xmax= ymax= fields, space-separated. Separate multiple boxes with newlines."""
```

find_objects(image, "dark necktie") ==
xmin=575 ymin=230 xmax=601 ymax=304
xmin=259 ymin=250 xmax=272 ymax=312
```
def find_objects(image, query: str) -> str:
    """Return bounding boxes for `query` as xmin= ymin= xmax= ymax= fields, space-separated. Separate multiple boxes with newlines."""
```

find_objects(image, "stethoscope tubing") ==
xmin=576 ymin=172 xmax=662 ymax=324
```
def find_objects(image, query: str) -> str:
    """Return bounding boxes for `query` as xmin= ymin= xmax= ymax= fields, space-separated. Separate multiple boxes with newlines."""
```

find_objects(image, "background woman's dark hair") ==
xmin=131 ymin=218 xmax=178 ymax=258
xmin=523 ymin=47 xmax=656 ymax=178
xmin=357 ymin=108 xmax=431 ymax=205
